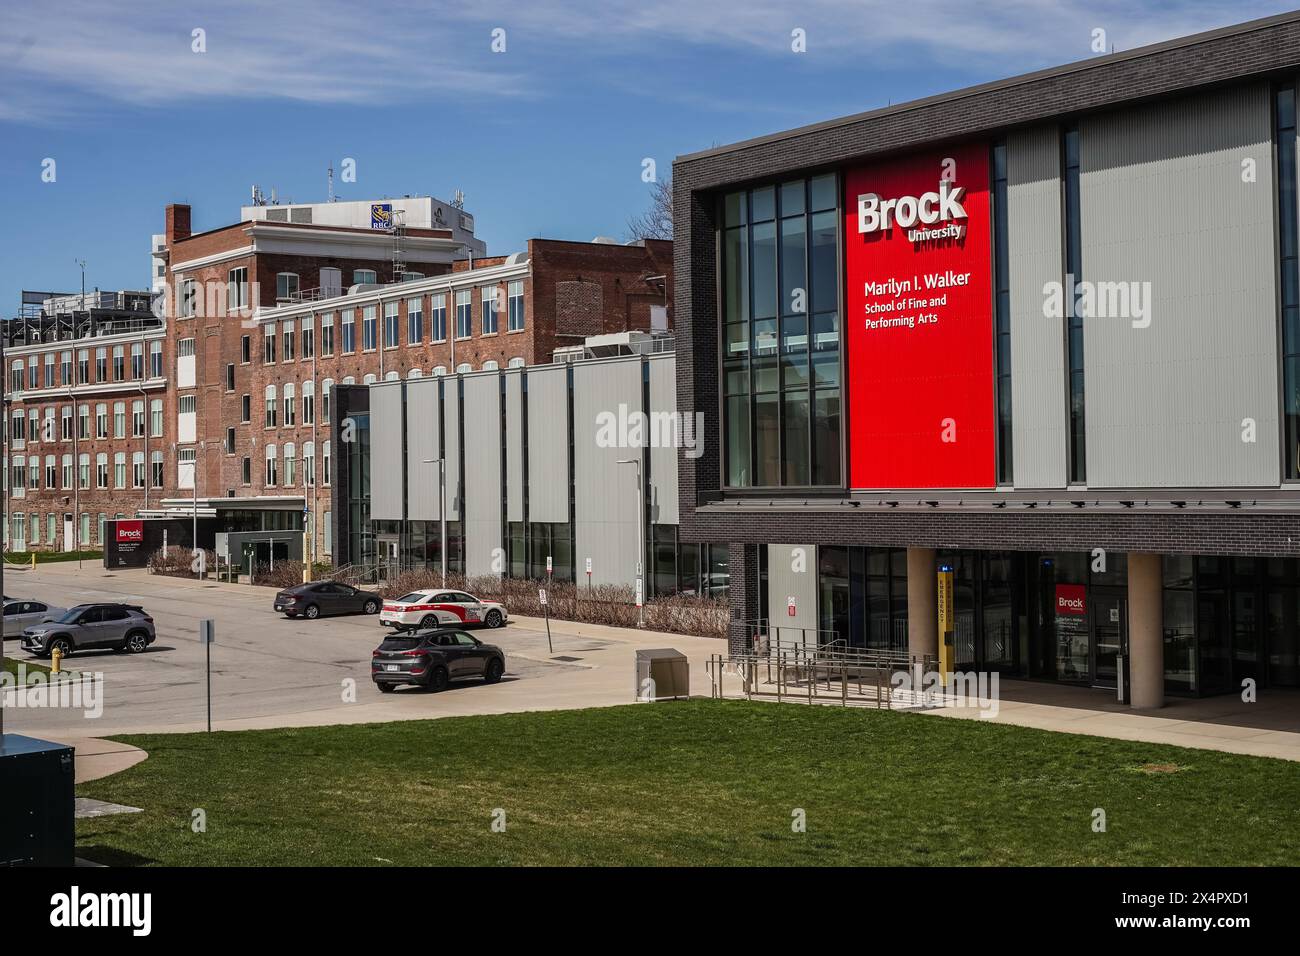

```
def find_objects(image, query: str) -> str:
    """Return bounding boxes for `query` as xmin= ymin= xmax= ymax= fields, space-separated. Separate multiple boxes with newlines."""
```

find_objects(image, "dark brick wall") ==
xmin=672 ymin=14 xmax=1300 ymax=614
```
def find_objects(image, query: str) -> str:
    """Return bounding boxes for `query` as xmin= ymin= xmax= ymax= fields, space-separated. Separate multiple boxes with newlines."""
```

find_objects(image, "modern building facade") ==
xmin=332 ymin=342 xmax=727 ymax=596
xmin=674 ymin=12 xmax=1300 ymax=707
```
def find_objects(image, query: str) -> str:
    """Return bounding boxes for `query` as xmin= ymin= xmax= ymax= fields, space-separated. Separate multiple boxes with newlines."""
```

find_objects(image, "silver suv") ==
xmin=21 ymin=603 xmax=157 ymax=658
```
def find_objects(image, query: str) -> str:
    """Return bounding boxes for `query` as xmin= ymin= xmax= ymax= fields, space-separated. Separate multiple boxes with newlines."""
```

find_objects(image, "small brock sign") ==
xmin=1055 ymin=584 xmax=1087 ymax=617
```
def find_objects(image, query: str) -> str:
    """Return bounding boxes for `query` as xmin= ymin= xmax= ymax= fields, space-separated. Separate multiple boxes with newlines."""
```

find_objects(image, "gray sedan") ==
xmin=3 ymin=599 xmax=65 ymax=638
xmin=21 ymin=603 xmax=157 ymax=658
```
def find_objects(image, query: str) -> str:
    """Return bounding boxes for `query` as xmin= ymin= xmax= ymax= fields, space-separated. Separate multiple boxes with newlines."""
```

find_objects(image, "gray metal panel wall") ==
xmin=368 ymin=382 xmax=404 ymax=520
xmin=1007 ymin=125 xmax=1068 ymax=489
xmin=1080 ymin=83 xmax=1279 ymax=487
xmin=647 ymin=355 xmax=679 ymax=525
xmin=765 ymin=544 xmax=818 ymax=645
xmin=463 ymin=374 xmax=502 ymax=576
xmin=443 ymin=378 xmax=462 ymax=521
xmin=526 ymin=366 xmax=568 ymax=523
xmin=505 ymin=371 xmax=524 ymax=523
xmin=406 ymin=377 xmax=442 ymax=520
xmin=574 ymin=359 xmax=643 ymax=587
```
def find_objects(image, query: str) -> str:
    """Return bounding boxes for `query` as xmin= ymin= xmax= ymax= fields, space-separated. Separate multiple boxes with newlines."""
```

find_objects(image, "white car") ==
xmin=3 ymin=599 xmax=66 ymax=638
xmin=380 ymin=589 xmax=508 ymax=631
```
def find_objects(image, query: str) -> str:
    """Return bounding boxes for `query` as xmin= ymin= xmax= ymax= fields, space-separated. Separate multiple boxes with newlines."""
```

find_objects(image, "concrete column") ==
xmin=907 ymin=547 xmax=937 ymax=663
xmin=1127 ymin=551 xmax=1164 ymax=709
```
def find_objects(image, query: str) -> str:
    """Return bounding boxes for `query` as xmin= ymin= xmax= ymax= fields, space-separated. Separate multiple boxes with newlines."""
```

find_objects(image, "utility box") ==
xmin=0 ymin=735 xmax=75 ymax=867
xmin=635 ymin=648 xmax=689 ymax=701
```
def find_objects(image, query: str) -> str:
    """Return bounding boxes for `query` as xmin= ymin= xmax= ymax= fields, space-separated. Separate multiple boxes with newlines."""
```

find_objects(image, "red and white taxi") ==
xmin=379 ymin=590 xmax=509 ymax=631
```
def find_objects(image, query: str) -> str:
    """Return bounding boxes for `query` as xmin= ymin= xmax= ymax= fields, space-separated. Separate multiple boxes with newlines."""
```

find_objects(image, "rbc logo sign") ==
xmin=370 ymin=203 xmax=393 ymax=230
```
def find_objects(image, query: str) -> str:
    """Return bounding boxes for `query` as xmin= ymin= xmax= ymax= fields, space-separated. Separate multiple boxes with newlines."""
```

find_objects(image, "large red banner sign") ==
xmin=844 ymin=142 xmax=995 ymax=489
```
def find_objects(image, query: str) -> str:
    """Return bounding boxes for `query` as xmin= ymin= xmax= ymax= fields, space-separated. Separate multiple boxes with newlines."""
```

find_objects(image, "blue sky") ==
xmin=0 ymin=0 xmax=1290 ymax=307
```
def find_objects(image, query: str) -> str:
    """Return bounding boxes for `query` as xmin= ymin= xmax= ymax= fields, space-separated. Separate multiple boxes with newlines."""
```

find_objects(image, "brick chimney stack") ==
xmin=165 ymin=203 xmax=192 ymax=245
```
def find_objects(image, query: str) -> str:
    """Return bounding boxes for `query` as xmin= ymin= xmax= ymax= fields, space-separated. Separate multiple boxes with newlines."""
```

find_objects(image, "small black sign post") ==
xmin=199 ymin=619 xmax=215 ymax=733
xmin=539 ymin=588 xmax=553 ymax=655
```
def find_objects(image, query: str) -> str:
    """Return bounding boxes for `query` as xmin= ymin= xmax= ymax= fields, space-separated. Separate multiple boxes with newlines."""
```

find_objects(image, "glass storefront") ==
xmin=810 ymin=548 xmax=1300 ymax=697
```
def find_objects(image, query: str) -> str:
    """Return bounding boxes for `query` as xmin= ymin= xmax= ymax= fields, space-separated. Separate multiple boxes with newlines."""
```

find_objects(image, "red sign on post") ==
xmin=787 ymin=596 xmax=797 ymax=618
xmin=116 ymin=520 xmax=144 ymax=544
xmin=844 ymin=142 xmax=995 ymax=489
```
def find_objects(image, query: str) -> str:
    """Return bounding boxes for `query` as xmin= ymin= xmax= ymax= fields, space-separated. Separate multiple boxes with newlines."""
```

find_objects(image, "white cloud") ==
xmin=1 ymin=0 xmax=1291 ymax=123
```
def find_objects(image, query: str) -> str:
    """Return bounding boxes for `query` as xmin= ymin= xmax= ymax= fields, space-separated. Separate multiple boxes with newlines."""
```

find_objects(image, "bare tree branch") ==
xmin=626 ymin=176 xmax=672 ymax=241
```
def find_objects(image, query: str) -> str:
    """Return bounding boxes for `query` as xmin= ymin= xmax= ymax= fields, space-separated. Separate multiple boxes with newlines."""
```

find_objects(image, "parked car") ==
xmin=20 ymin=603 xmax=156 ymax=658
xmin=274 ymin=581 xmax=382 ymax=619
xmin=379 ymin=589 xmax=508 ymax=631
xmin=3 ymin=599 xmax=65 ymax=638
xmin=371 ymin=628 xmax=505 ymax=692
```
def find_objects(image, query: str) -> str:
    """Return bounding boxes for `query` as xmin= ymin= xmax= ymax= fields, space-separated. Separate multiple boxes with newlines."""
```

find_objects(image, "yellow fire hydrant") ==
xmin=51 ymin=647 xmax=63 ymax=674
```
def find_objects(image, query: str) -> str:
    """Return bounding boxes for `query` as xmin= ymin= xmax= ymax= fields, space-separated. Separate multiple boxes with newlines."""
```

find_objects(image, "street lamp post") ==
xmin=423 ymin=457 xmax=447 ymax=587
xmin=616 ymin=457 xmax=644 ymax=627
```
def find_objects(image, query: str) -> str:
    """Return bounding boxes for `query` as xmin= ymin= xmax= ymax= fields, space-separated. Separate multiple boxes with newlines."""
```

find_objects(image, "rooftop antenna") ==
xmin=452 ymin=189 xmax=465 ymax=209
xmin=327 ymin=163 xmax=335 ymax=202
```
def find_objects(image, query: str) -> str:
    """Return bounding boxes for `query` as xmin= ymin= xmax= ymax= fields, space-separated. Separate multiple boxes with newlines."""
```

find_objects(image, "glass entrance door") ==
xmin=1091 ymin=590 xmax=1124 ymax=688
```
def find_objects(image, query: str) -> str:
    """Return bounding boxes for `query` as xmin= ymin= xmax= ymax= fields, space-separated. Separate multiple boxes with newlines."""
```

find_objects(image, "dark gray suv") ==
xmin=371 ymin=628 xmax=505 ymax=692
xmin=21 ymin=603 xmax=157 ymax=658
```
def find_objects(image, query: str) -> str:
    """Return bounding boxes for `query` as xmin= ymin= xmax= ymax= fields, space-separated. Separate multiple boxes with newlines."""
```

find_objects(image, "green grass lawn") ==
xmin=2 ymin=655 xmax=54 ymax=683
xmin=75 ymin=700 xmax=1300 ymax=867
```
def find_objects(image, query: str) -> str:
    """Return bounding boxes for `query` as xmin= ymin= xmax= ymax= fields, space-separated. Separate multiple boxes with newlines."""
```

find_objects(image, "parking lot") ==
xmin=1 ymin=562 xmax=723 ymax=737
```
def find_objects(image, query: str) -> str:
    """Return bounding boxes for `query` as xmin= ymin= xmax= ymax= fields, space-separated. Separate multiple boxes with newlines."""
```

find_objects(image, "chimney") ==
xmin=165 ymin=203 xmax=192 ymax=245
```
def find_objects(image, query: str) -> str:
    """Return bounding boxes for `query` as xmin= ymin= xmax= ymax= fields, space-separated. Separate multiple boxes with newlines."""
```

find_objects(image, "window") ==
xmin=10 ymin=410 xmax=24 ymax=448
xmin=10 ymin=455 xmax=25 ymax=496
xmin=431 ymin=293 xmax=447 ymax=342
xmin=152 ymin=451 xmax=164 ymax=489
xmin=178 ymin=278 xmax=197 ymax=317
xmin=44 ymin=455 xmax=55 ymax=489
xmin=150 ymin=399 xmax=163 ymax=436
xmin=150 ymin=341 xmax=163 ymax=378
xmin=132 ymin=451 xmax=145 ymax=489
xmin=283 ymin=382 xmax=296 ymax=426
xmin=28 ymin=409 xmax=38 ymax=444
xmin=177 ymin=447 xmax=196 ymax=488
xmin=113 ymin=452 xmax=126 ymax=489
xmin=60 ymin=351 xmax=72 ymax=384
xmin=406 ymin=297 xmax=423 ymax=343
xmin=283 ymin=442 xmax=297 ymax=487
xmin=263 ymin=326 xmax=276 ymax=364
xmin=282 ymin=320 xmax=296 ymax=361
xmin=79 ymin=512 xmax=89 ymax=547
xmin=341 ymin=310 xmax=356 ymax=354
xmin=720 ymin=175 xmax=841 ymax=488
xmin=241 ymin=335 xmax=251 ymax=364
xmin=508 ymin=280 xmax=524 ymax=331
xmin=113 ymin=346 xmax=125 ymax=381
xmin=304 ymin=441 xmax=316 ymax=486
xmin=228 ymin=267 xmax=249 ymax=310
xmin=455 ymin=289 xmax=472 ymax=338
xmin=226 ymin=363 xmax=235 ymax=391
xmin=353 ymin=269 xmax=377 ymax=285
xmin=303 ymin=380 xmax=315 ymax=424
xmin=320 ymin=313 xmax=335 ymax=356
xmin=1063 ymin=122 xmax=1085 ymax=483
xmin=322 ymin=379 xmax=333 ymax=424
xmin=78 ymin=405 xmax=89 ymax=440
xmin=241 ymin=394 xmax=251 ymax=423
xmin=78 ymin=453 xmax=90 ymax=489
xmin=95 ymin=348 xmax=107 ymax=382
xmin=241 ymin=456 xmax=251 ymax=485
xmin=363 ymin=305 xmax=378 ymax=351
xmin=131 ymin=343 xmax=144 ymax=379
xmin=60 ymin=406 xmax=72 ymax=441
xmin=323 ymin=440 xmax=331 ymax=485
xmin=77 ymin=350 xmax=89 ymax=384
xmin=44 ymin=353 xmax=55 ymax=387
xmin=302 ymin=315 xmax=315 ymax=358
xmin=114 ymin=401 xmax=125 ymax=439
xmin=264 ymin=444 xmax=278 ymax=487
xmin=384 ymin=301 xmax=399 ymax=348
xmin=991 ymin=139 xmax=1013 ymax=484
xmin=61 ymin=454 xmax=72 ymax=489
xmin=96 ymin=453 xmax=108 ymax=489
xmin=276 ymin=273 xmax=299 ymax=301
xmin=132 ymin=400 xmax=145 ymax=438
xmin=27 ymin=357 xmax=37 ymax=389
xmin=9 ymin=360 xmax=22 ymax=393
xmin=225 ymin=427 xmax=236 ymax=454
xmin=28 ymin=456 xmax=38 ymax=490
xmin=178 ymin=394 xmax=197 ymax=416
xmin=1278 ymin=82 xmax=1300 ymax=479
xmin=264 ymin=385 xmax=277 ymax=427
xmin=481 ymin=286 xmax=498 ymax=334
xmin=95 ymin=403 xmax=108 ymax=439
xmin=178 ymin=338 xmax=195 ymax=359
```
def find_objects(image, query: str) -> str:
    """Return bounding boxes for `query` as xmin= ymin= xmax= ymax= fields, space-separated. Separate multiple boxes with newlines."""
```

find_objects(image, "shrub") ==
xmin=148 ymin=546 xmax=216 ymax=579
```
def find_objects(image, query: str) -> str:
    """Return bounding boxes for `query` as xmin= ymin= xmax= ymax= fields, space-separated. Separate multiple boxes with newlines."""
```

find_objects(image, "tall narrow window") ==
xmin=431 ymin=293 xmax=447 ymax=341
xmin=481 ymin=286 xmax=499 ymax=334
xmin=992 ymin=140 xmax=1013 ymax=484
xmin=508 ymin=280 xmax=524 ymax=331
xmin=1278 ymin=82 xmax=1300 ymax=479
xmin=720 ymin=174 xmax=841 ymax=488
xmin=363 ymin=305 xmax=378 ymax=351
xmin=384 ymin=301 xmax=399 ymax=348
xmin=1063 ymin=122 xmax=1086 ymax=483
xmin=456 ymin=289 xmax=472 ymax=338
xmin=407 ymin=297 xmax=423 ymax=344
